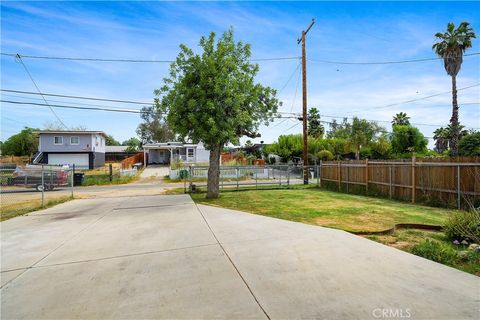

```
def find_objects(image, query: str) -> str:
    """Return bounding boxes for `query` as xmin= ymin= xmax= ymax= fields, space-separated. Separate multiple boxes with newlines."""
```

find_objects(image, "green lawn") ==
xmin=191 ymin=188 xmax=453 ymax=233
xmin=0 ymin=196 xmax=73 ymax=221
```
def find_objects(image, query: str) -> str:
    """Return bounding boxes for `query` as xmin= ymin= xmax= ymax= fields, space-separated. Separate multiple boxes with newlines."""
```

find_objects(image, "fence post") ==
xmin=279 ymin=167 xmax=282 ymax=187
xmin=411 ymin=156 xmax=416 ymax=203
xmin=109 ymin=163 xmax=113 ymax=182
xmin=317 ymin=163 xmax=320 ymax=187
xmin=236 ymin=167 xmax=239 ymax=191
xmin=183 ymin=168 xmax=187 ymax=194
xmin=70 ymin=167 xmax=74 ymax=198
xmin=287 ymin=166 xmax=290 ymax=187
xmin=338 ymin=161 xmax=341 ymax=191
xmin=389 ymin=165 xmax=392 ymax=200
xmin=457 ymin=165 xmax=461 ymax=210
xmin=346 ymin=164 xmax=349 ymax=193
xmin=255 ymin=168 xmax=258 ymax=190
xmin=365 ymin=159 xmax=369 ymax=194
xmin=41 ymin=165 xmax=45 ymax=208
xmin=189 ymin=166 xmax=193 ymax=193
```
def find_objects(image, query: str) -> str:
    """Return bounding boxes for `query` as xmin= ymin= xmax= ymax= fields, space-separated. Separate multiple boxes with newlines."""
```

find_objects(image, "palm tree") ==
xmin=433 ymin=22 xmax=476 ymax=156
xmin=391 ymin=112 xmax=410 ymax=126
xmin=433 ymin=127 xmax=450 ymax=153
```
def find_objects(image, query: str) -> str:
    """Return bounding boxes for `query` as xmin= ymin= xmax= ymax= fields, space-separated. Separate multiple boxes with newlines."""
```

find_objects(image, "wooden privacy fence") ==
xmin=121 ymin=152 xmax=144 ymax=169
xmin=319 ymin=157 xmax=479 ymax=209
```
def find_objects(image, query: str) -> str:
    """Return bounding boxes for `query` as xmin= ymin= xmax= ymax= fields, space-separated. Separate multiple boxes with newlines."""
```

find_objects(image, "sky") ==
xmin=1 ymin=1 xmax=479 ymax=148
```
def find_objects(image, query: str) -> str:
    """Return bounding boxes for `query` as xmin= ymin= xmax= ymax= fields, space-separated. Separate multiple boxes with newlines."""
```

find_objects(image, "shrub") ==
xmin=171 ymin=159 xmax=183 ymax=170
xmin=179 ymin=169 xmax=189 ymax=179
xmin=410 ymin=240 xmax=457 ymax=265
xmin=459 ymin=132 xmax=480 ymax=156
xmin=444 ymin=210 xmax=480 ymax=243
xmin=316 ymin=150 xmax=334 ymax=161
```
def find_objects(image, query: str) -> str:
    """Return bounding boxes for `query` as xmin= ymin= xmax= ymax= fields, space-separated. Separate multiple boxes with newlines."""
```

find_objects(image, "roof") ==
xmin=143 ymin=141 xmax=200 ymax=149
xmin=105 ymin=146 xmax=128 ymax=153
xmin=37 ymin=130 xmax=108 ymax=138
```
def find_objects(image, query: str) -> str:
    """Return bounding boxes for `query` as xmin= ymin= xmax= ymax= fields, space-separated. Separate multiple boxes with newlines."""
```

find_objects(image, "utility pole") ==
xmin=298 ymin=18 xmax=315 ymax=184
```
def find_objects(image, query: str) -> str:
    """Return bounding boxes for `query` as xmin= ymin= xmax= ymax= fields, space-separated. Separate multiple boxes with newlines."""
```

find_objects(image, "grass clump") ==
xmin=443 ymin=210 xmax=480 ymax=243
xmin=82 ymin=173 xmax=138 ymax=186
xmin=410 ymin=239 xmax=457 ymax=265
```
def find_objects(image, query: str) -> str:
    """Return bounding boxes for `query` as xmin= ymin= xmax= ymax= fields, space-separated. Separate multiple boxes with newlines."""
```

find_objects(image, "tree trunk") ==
xmin=206 ymin=143 xmax=222 ymax=199
xmin=355 ymin=147 xmax=360 ymax=160
xmin=450 ymin=75 xmax=459 ymax=157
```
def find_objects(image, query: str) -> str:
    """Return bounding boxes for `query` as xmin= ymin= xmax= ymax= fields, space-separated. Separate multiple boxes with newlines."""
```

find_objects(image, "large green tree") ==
xmin=390 ymin=125 xmax=428 ymax=155
xmin=137 ymin=105 xmax=175 ymax=144
xmin=122 ymin=137 xmax=142 ymax=153
xmin=433 ymin=22 xmax=476 ymax=156
xmin=307 ymin=107 xmax=324 ymax=138
xmin=0 ymin=127 xmax=38 ymax=156
xmin=158 ymin=29 xmax=279 ymax=198
xmin=105 ymin=134 xmax=121 ymax=146
xmin=347 ymin=117 xmax=384 ymax=160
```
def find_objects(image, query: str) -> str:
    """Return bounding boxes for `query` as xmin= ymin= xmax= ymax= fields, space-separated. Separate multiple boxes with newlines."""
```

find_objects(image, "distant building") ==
xmin=143 ymin=142 xmax=210 ymax=166
xmin=34 ymin=131 xmax=107 ymax=169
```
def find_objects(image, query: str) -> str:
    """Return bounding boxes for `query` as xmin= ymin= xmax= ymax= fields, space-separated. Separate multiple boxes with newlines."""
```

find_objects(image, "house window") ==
xmin=187 ymin=148 xmax=194 ymax=157
xmin=95 ymin=136 xmax=99 ymax=146
xmin=54 ymin=136 xmax=63 ymax=145
xmin=70 ymin=136 xmax=79 ymax=145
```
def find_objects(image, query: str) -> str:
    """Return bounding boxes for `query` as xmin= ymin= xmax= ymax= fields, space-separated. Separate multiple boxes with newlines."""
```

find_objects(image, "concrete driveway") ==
xmin=1 ymin=195 xmax=478 ymax=319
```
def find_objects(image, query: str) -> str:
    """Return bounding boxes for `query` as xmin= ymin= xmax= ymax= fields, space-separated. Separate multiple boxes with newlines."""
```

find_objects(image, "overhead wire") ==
xmin=14 ymin=54 xmax=68 ymax=128
xmin=308 ymin=52 xmax=480 ymax=65
xmin=1 ymin=89 xmax=154 ymax=105
xmin=3 ymin=51 xmax=478 ymax=65
xmin=1 ymin=53 xmax=301 ymax=63
xmin=343 ymin=83 xmax=480 ymax=114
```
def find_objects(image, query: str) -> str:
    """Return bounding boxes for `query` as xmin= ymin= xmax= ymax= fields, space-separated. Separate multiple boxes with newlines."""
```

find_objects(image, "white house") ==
xmin=143 ymin=142 xmax=209 ymax=166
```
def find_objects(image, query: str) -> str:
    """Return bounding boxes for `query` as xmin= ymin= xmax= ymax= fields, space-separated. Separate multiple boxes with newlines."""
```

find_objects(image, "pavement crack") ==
xmin=1 ymin=197 xmax=130 ymax=289
xmin=27 ymin=243 xmax=218 ymax=269
xmin=113 ymin=203 xmax=193 ymax=210
xmin=194 ymin=202 xmax=271 ymax=320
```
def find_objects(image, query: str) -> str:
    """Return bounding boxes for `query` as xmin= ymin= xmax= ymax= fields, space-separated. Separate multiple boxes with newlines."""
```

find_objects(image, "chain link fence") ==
xmin=171 ymin=164 xmax=321 ymax=193
xmin=0 ymin=164 xmax=74 ymax=220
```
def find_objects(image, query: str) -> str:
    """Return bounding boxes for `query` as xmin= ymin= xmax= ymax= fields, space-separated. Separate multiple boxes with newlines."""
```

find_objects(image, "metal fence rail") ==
xmin=1 ymin=165 xmax=74 ymax=215
xmin=178 ymin=158 xmax=479 ymax=209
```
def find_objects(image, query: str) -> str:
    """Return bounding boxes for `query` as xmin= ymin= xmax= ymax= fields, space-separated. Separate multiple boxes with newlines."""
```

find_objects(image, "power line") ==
xmin=277 ymin=61 xmax=301 ymax=95
xmin=1 ymin=52 xmax=301 ymax=63
xmin=1 ymin=99 xmax=300 ymax=119
xmin=14 ymin=55 xmax=68 ymax=128
xmin=308 ymin=52 xmax=480 ymax=65
xmin=1 ymin=89 xmax=154 ymax=105
xmin=344 ymin=83 xmax=480 ymax=114
xmin=0 ymin=93 xmax=146 ymax=111
xmin=1 ymin=100 xmax=142 ymax=114
xmin=3 ymin=51 xmax=478 ymax=65
xmin=284 ymin=121 xmax=301 ymax=133
xmin=318 ymin=114 xmax=480 ymax=130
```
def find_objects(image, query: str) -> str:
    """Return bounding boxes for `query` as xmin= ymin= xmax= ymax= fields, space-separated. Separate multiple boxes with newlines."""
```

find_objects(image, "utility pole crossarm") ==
xmin=298 ymin=18 xmax=315 ymax=185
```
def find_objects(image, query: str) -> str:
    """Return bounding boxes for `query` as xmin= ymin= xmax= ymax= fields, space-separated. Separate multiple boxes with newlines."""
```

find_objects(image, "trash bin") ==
xmin=73 ymin=173 xmax=84 ymax=186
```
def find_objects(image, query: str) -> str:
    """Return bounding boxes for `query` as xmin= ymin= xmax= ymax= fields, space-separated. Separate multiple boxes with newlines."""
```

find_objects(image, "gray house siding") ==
xmin=38 ymin=132 xmax=106 ymax=169
xmin=93 ymin=152 xmax=105 ymax=168
xmin=40 ymin=134 xmax=93 ymax=152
